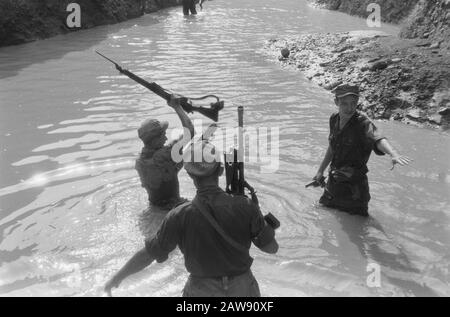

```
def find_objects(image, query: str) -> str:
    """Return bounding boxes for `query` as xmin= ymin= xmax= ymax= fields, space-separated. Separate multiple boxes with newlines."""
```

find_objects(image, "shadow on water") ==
xmin=332 ymin=209 xmax=439 ymax=296
xmin=0 ymin=10 xmax=172 ymax=80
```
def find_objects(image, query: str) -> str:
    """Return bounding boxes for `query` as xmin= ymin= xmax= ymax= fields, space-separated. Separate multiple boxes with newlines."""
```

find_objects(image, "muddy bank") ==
xmin=311 ymin=0 xmax=419 ymax=24
xmin=311 ymin=0 xmax=450 ymax=49
xmin=266 ymin=31 xmax=450 ymax=128
xmin=0 ymin=0 xmax=180 ymax=47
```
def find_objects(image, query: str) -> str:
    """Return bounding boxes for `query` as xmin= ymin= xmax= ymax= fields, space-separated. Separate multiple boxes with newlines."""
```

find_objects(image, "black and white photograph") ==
xmin=0 ymin=0 xmax=449 ymax=299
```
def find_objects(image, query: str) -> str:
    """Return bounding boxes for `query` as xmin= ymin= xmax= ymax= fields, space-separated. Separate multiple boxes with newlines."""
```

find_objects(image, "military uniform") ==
xmin=135 ymin=119 xmax=186 ymax=238
xmin=319 ymin=85 xmax=386 ymax=216
xmin=145 ymin=185 xmax=271 ymax=297
xmin=182 ymin=0 xmax=198 ymax=15
xmin=144 ymin=141 xmax=275 ymax=297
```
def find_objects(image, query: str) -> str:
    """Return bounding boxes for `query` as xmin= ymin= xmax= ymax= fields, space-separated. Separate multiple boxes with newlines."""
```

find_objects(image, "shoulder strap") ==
xmin=192 ymin=198 xmax=248 ymax=253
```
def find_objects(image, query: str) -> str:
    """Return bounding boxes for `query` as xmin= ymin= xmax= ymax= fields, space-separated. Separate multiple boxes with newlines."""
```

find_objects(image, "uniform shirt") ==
xmin=329 ymin=111 xmax=386 ymax=173
xmin=135 ymin=144 xmax=183 ymax=206
xmin=145 ymin=186 xmax=267 ymax=278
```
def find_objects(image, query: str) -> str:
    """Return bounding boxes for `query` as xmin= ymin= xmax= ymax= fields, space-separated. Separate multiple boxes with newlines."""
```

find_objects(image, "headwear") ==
xmin=183 ymin=140 xmax=221 ymax=177
xmin=138 ymin=119 xmax=169 ymax=143
xmin=332 ymin=84 xmax=360 ymax=98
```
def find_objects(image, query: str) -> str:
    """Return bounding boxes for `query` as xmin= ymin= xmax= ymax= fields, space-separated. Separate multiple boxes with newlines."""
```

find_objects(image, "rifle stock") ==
xmin=95 ymin=51 xmax=224 ymax=122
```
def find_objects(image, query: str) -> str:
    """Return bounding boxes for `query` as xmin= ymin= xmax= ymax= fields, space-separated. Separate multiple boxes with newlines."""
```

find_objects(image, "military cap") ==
xmin=138 ymin=119 xmax=169 ymax=143
xmin=332 ymin=84 xmax=360 ymax=98
xmin=183 ymin=140 xmax=221 ymax=177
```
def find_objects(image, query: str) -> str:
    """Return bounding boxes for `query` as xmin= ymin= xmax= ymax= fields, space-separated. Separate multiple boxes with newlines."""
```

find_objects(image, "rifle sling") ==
xmin=192 ymin=198 xmax=248 ymax=253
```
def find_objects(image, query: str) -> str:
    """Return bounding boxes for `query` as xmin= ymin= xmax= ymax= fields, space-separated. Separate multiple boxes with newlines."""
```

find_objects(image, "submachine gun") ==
xmin=95 ymin=51 xmax=224 ymax=122
xmin=224 ymin=106 xmax=280 ymax=230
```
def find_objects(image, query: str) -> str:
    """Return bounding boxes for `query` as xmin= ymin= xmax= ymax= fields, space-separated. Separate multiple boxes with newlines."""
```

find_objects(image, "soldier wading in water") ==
xmin=313 ymin=84 xmax=412 ymax=216
xmin=105 ymin=140 xmax=279 ymax=297
xmin=136 ymin=95 xmax=194 ymax=238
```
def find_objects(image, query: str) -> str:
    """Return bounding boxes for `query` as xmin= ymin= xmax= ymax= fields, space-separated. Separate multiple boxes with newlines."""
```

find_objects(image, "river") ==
xmin=0 ymin=0 xmax=449 ymax=297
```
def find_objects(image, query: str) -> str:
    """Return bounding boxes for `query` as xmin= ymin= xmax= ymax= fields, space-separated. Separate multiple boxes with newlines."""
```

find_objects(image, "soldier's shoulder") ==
xmin=356 ymin=110 xmax=376 ymax=124
xmin=330 ymin=112 xmax=339 ymax=119
xmin=168 ymin=201 xmax=192 ymax=218
xmin=228 ymin=194 xmax=257 ymax=211
xmin=329 ymin=112 xmax=339 ymax=123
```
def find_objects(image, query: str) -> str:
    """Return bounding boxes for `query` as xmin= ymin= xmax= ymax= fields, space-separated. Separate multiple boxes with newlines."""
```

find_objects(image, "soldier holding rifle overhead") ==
xmin=95 ymin=51 xmax=224 ymax=237
xmin=104 ymin=107 xmax=280 ymax=297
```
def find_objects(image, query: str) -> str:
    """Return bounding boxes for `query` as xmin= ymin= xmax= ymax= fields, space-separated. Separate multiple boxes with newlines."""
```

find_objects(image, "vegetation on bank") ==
xmin=0 ymin=0 xmax=180 ymax=47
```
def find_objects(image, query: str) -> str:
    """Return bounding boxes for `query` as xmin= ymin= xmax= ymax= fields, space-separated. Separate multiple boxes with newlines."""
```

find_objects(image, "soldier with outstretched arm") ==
xmin=312 ymin=84 xmax=412 ymax=216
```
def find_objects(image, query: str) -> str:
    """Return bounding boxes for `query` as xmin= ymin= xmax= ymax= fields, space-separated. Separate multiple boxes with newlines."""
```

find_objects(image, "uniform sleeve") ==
xmin=244 ymin=199 xmax=275 ymax=248
xmin=144 ymin=209 xmax=181 ymax=263
xmin=363 ymin=119 xmax=386 ymax=156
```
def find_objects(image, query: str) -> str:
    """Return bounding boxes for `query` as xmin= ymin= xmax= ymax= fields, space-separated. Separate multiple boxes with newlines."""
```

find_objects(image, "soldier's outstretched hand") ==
xmin=391 ymin=155 xmax=413 ymax=170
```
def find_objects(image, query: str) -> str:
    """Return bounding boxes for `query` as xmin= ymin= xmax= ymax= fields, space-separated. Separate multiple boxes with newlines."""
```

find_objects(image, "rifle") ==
xmin=95 ymin=51 xmax=224 ymax=122
xmin=224 ymin=106 xmax=280 ymax=230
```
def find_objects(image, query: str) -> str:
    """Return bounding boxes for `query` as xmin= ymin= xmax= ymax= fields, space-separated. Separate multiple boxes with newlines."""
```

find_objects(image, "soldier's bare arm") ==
xmin=167 ymin=95 xmax=195 ymax=142
xmin=376 ymin=139 xmax=412 ymax=170
xmin=104 ymin=248 xmax=155 ymax=296
xmin=315 ymin=145 xmax=333 ymax=179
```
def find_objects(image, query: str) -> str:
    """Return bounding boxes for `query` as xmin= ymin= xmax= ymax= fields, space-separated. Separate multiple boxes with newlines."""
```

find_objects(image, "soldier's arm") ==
xmin=249 ymin=202 xmax=279 ymax=254
xmin=376 ymin=139 xmax=412 ymax=170
xmin=167 ymin=95 xmax=195 ymax=142
xmin=104 ymin=248 xmax=154 ymax=296
xmin=315 ymin=145 xmax=333 ymax=179
xmin=104 ymin=207 xmax=183 ymax=296
xmin=257 ymin=238 xmax=279 ymax=254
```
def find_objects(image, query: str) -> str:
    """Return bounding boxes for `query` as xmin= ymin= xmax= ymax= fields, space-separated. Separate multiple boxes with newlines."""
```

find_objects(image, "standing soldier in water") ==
xmin=105 ymin=140 xmax=279 ymax=297
xmin=313 ymin=84 xmax=412 ymax=217
xmin=182 ymin=0 xmax=198 ymax=16
xmin=136 ymin=95 xmax=194 ymax=238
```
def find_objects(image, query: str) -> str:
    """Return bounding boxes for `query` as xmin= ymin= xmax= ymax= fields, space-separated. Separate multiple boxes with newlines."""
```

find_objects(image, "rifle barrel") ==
xmin=95 ymin=51 xmax=222 ymax=122
xmin=95 ymin=50 xmax=119 ymax=66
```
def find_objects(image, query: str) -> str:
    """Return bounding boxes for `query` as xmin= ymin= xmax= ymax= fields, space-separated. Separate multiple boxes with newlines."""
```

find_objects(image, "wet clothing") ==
xmin=183 ymin=270 xmax=261 ymax=297
xmin=139 ymin=201 xmax=187 ymax=240
xmin=145 ymin=185 xmax=272 ymax=296
xmin=182 ymin=0 xmax=197 ymax=15
xmin=135 ymin=144 xmax=183 ymax=208
xmin=320 ymin=111 xmax=386 ymax=216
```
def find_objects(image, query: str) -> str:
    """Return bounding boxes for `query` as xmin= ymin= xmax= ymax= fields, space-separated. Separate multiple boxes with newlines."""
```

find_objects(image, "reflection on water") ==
xmin=0 ymin=0 xmax=449 ymax=296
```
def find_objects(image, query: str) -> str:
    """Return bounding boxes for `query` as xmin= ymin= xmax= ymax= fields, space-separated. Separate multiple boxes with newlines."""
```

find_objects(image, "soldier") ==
xmin=182 ymin=0 xmax=198 ymax=16
xmin=105 ymin=140 xmax=278 ymax=297
xmin=136 ymin=95 xmax=194 ymax=238
xmin=313 ymin=84 xmax=412 ymax=216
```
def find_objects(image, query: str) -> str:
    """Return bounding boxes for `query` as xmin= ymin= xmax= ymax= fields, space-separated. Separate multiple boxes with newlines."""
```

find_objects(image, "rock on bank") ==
xmin=0 ymin=0 xmax=180 ymax=47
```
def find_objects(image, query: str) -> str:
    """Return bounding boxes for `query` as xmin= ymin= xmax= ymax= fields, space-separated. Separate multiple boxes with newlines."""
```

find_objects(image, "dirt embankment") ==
xmin=0 ymin=0 xmax=180 ymax=47
xmin=312 ymin=0 xmax=420 ymax=24
xmin=266 ymin=1 xmax=450 ymax=129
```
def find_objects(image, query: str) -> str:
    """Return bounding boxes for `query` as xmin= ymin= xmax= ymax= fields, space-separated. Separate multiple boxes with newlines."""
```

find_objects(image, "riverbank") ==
xmin=265 ymin=0 xmax=450 ymax=129
xmin=266 ymin=31 xmax=450 ymax=128
xmin=0 ymin=0 xmax=180 ymax=47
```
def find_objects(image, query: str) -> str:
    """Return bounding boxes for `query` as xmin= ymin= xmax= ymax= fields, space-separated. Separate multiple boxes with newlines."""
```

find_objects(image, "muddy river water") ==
xmin=0 ymin=0 xmax=449 ymax=296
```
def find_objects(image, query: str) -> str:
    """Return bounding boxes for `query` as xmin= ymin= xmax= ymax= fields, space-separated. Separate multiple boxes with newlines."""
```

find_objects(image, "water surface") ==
xmin=0 ymin=0 xmax=449 ymax=296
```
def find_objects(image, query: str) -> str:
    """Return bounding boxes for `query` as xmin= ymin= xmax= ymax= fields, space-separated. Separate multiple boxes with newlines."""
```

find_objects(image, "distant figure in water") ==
xmin=198 ymin=0 xmax=207 ymax=10
xmin=182 ymin=0 xmax=198 ymax=15
xmin=135 ymin=95 xmax=194 ymax=238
